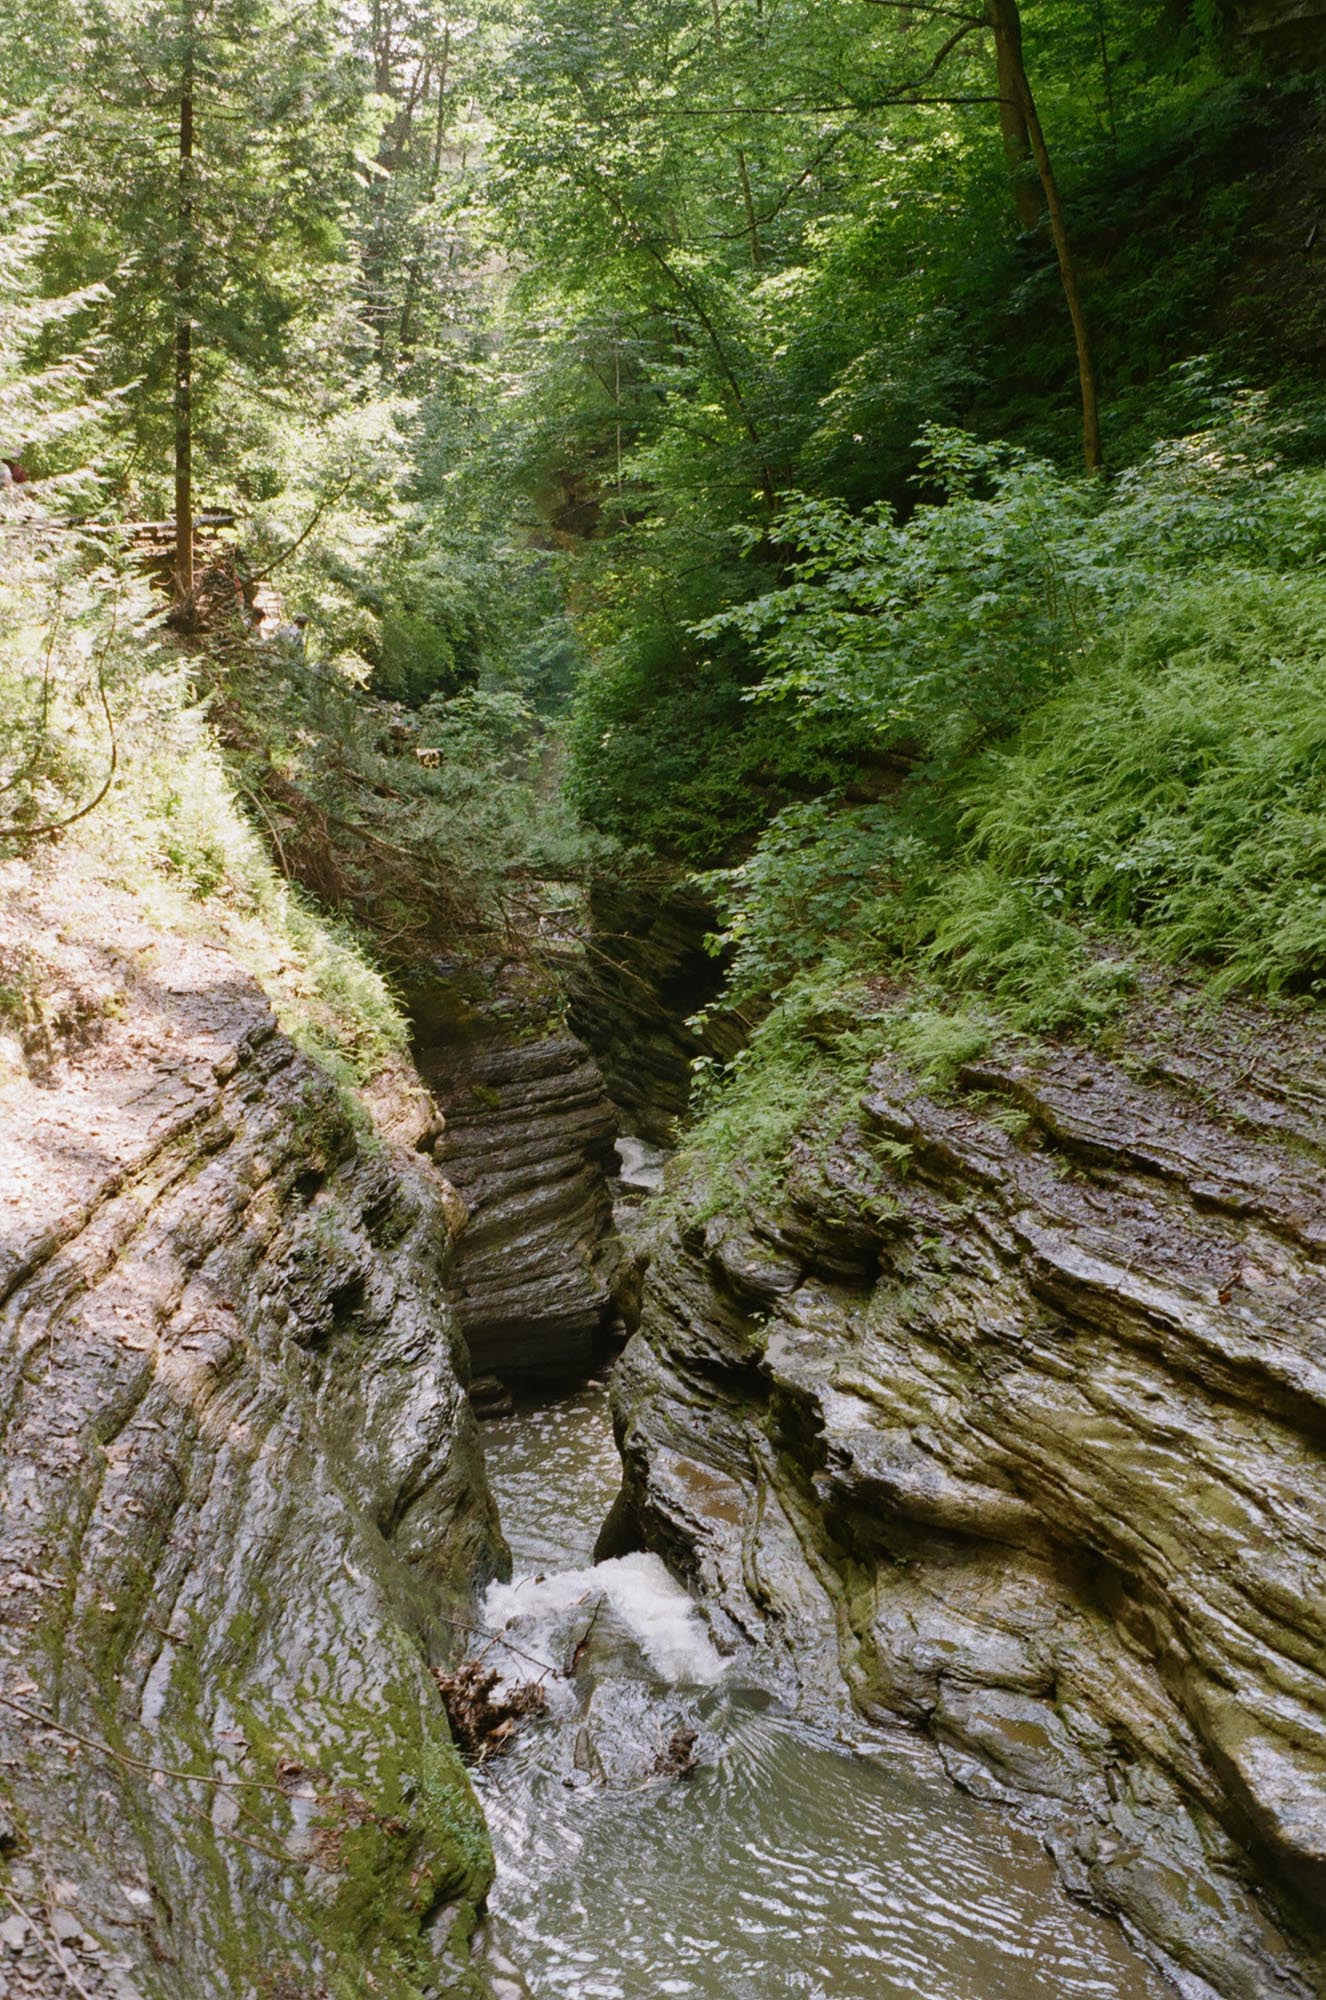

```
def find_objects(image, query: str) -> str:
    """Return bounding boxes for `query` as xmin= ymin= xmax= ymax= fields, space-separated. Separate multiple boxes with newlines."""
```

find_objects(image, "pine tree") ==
xmin=14 ymin=0 xmax=370 ymax=613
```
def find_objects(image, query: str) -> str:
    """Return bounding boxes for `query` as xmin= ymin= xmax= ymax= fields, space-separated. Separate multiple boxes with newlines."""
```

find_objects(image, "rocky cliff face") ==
xmin=1232 ymin=0 xmax=1326 ymax=58
xmin=610 ymin=992 xmax=1326 ymax=2000
xmin=566 ymin=879 xmax=741 ymax=1147
xmin=413 ymin=965 xmax=625 ymax=1380
xmin=0 ymin=870 xmax=504 ymax=2000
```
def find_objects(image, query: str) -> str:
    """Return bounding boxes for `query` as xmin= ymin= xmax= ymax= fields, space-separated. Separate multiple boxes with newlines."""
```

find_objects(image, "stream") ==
xmin=474 ymin=1383 xmax=1172 ymax=2000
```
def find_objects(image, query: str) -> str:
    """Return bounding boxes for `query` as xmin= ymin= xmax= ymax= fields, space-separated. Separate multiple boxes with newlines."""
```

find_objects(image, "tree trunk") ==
xmin=709 ymin=0 xmax=763 ymax=268
xmin=174 ymin=3 xmax=195 ymax=616
xmin=1092 ymin=0 xmax=1119 ymax=149
xmin=988 ymin=0 xmax=1103 ymax=473
xmin=399 ymin=21 xmax=452 ymax=357
xmin=991 ymin=0 xmax=1041 ymax=227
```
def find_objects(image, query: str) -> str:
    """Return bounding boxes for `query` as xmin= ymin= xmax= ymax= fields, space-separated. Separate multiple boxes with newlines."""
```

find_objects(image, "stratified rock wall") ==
xmin=415 ymin=970 xmax=624 ymax=1379
xmin=0 ymin=879 xmax=503 ymax=2000
xmin=612 ymin=996 xmax=1326 ymax=2000
xmin=566 ymin=879 xmax=741 ymax=1146
xmin=1231 ymin=0 xmax=1326 ymax=58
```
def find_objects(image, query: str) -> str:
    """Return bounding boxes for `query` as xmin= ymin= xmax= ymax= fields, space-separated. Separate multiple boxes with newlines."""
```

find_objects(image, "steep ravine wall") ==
xmin=609 ymin=993 xmax=1326 ymax=2000
xmin=412 ymin=965 xmax=625 ymax=1381
xmin=0 ymin=874 xmax=505 ymax=2000
xmin=566 ymin=879 xmax=741 ymax=1148
xmin=1232 ymin=0 xmax=1326 ymax=58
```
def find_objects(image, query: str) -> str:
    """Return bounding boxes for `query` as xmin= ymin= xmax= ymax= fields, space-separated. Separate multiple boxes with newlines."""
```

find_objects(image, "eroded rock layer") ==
xmin=416 ymin=969 xmax=624 ymax=1379
xmin=0 ymin=877 xmax=504 ymax=2000
xmin=566 ymin=878 xmax=739 ymax=1147
xmin=610 ymin=996 xmax=1326 ymax=2000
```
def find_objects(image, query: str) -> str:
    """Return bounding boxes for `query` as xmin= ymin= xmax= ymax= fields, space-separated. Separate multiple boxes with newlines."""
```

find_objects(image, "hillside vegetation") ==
xmin=3 ymin=2 xmax=1326 ymax=1173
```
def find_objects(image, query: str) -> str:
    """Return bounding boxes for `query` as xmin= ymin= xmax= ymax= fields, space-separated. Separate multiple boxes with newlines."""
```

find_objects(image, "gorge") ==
xmin=4 ymin=2 xmax=1326 ymax=1994
xmin=11 ymin=857 xmax=1326 ymax=2000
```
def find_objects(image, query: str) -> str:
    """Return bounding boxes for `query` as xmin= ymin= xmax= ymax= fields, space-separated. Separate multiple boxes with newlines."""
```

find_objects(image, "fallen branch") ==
xmin=0 ymin=1692 xmax=304 ymax=1798
xmin=0 ymin=1889 xmax=99 ymax=2000
xmin=566 ymin=1595 xmax=606 ymax=1676
xmin=430 ymin=1611 xmax=562 ymax=1681
xmin=433 ymin=1660 xmax=548 ymax=1762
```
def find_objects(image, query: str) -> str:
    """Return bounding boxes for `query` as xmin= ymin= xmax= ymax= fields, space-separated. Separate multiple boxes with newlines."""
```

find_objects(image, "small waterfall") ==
xmin=469 ymin=1385 xmax=1174 ymax=2000
xmin=484 ymin=1554 xmax=727 ymax=1692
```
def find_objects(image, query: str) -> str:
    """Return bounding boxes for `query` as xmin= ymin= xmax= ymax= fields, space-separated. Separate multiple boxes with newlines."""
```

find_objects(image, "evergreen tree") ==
xmin=5 ymin=0 xmax=371 ymax=611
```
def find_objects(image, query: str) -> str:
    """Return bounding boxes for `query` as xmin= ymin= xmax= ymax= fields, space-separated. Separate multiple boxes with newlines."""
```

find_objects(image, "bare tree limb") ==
xmin=243 ymin=476 xmax=354 ymax=588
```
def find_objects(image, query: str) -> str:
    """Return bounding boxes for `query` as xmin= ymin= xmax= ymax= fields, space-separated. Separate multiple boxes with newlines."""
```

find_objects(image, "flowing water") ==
xmin=475 ymin=1384 xmax=1171 ymax=2000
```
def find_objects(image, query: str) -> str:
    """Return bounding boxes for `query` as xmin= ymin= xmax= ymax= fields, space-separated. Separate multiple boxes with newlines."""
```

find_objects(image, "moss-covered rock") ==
xmin=0 ymin=868 xmax=504 ymax=1998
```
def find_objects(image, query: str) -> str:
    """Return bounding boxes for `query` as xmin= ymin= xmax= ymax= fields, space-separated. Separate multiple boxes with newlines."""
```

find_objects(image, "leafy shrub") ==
xmin=961 ymin=571 xmax=1326 ymax=994
xmin=700 ymin=431 xmax=1108 ymax=771
xmin=562 ymin=606 xmax=874 ymax=862
xmin=695 ymin=798 xmax=932 ymax=1009
xmin=371 ymin=553 xmax=485 ymax=706
xmin=680 ymin=394 xmax=1326 ymax=1204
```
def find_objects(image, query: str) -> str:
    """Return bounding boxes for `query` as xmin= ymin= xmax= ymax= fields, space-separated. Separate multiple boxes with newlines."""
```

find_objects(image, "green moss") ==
xmin=31 ymin=1493 xmax=492 ymax=2000
xmin=297 ymin=1664 xmax=492 ymax=1999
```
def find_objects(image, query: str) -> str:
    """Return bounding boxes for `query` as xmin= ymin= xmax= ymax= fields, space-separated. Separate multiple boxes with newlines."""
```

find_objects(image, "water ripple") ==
xmin=477 ymin=1384 xmax=1170 ymax=2000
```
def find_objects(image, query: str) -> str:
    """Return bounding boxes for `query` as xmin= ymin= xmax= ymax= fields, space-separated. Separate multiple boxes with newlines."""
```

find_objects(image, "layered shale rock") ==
xmin=0 ymin=872 xmax=504 ymax=2000
xmin=1231 ymin=0 xmax=1326 ymax=57
xmin=610 ymin=992 xmax=1326 ymax=2000
xmin=414 ymin=965 xmax=624 ymax=1379
xmin=566 ymin=878 xmax=740 ymax=1147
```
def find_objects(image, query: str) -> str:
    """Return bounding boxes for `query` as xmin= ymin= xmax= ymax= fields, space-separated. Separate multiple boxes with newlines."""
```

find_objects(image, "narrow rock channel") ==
xmin=467 ymin=1382 xmax=1174 ymax=2000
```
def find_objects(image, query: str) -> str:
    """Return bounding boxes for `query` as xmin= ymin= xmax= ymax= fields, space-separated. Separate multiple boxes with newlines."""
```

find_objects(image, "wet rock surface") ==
xmin=477 ymin=1382 xmax=1173 ymax=2000
xmin=415 ymin=966 xmax=625 ymax=1380
xmin=611 ymin=995 xmax=1326 ymax=1999
xmin=0 ymin=871 xmax=504 ymax=1998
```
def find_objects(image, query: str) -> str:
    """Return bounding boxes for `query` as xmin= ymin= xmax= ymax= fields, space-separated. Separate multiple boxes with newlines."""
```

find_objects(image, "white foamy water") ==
xmin=475 ymin=1384 xmax=1172 ymax=2000
xmin=484 ymin=1553 xmax=727 ymax=1689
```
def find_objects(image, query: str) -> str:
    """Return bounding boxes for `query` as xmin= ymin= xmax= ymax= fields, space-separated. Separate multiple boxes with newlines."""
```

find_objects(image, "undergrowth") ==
xmin=0 ymin=164 xmax=415 ymax=1104
xmin=678 ymin=960 xmax=1000 ymax=1217
xmin=0 ymin=570 xmax=413 ymax=1094
xmin=680 ymin=385 xmax=1326 ymax=1209
xmin=219 ymin=652 xmax=611 ymax=959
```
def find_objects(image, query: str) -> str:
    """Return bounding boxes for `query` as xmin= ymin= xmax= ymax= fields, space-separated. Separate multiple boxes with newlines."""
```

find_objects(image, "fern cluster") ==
xmin=684 ymin=386 xmax=1326 ymax=1177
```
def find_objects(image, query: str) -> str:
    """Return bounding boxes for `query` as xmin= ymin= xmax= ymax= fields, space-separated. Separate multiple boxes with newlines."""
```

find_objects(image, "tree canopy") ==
xmin=3 ymin=0 xmax=1326 ymax=1013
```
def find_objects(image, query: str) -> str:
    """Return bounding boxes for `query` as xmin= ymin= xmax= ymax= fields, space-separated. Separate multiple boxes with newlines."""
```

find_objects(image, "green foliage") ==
xmin=0 ymin=146 xmax=419 ymax=1094
xmin=702 ymin=431 xmax=1106 ymax=770
xmin=561 ymin=602 xmax=873 ymax=861
xmin=961 ymin=571 xmax=1326 ymax=994
xmin=223 ymin=639 xmax=615 ymax=966
xmin=0 ymin=127 xmax=132 ymax=846
xmin=680 ymin=950 xmax=999 ymax=1215
xmin=3 ymin=0 xmax=374 ymax=505
xmin=916 ymin=870 xmax=1139 ymax=1029
xmin=373 ymin=553 xmax=485 ymax=706
xmin=682 ymin=960 xmax=882 ymax=1211
xmin=883 ymin=1009 xmax=995 ymax=1093
xmin=8 ymin=0 xmax=1326 ymax=1234
xmin=484 ymin=0 xmax=1318 ymax=868
xmin=683 ymin=386 xmax=1326 ymax=1203
xmin=695 ymin=799 xmax=931 ymax=1008
xmin=98 ymin=647 xmax=416 ymax=1086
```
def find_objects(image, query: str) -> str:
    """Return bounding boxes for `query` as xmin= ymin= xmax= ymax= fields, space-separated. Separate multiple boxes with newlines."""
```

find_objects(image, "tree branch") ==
xmin=243 ymin=476 xmax=354 ymax=587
